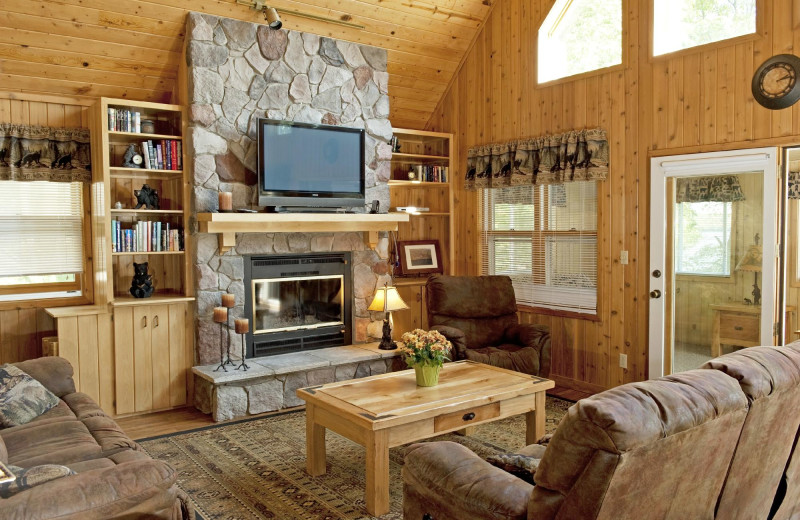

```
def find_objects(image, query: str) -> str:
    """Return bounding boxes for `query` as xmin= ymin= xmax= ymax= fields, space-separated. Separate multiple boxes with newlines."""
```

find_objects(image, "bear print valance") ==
xmin=0 ymin=124 xmax=92 ymax=183
xmin=464 ymin=128 xmax=609 ymax=191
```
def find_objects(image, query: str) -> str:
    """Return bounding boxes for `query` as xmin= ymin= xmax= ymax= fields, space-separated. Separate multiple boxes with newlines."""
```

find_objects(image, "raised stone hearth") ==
xmin=193 ymin=342 xmax=404 ymax=421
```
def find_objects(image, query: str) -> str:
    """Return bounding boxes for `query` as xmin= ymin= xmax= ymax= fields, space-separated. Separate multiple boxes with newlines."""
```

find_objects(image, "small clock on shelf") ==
xmin=122 ymin=144 xmax=143 ymax=168
xmin=752 ymin=54 xmax=800 ymax=110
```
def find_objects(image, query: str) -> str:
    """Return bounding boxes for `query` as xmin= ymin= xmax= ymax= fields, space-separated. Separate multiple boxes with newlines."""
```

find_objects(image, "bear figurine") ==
xmin=134 ymin=184 xmax=160 ymax=210
xmin=130 ymin=262 xmax=155 ymax=298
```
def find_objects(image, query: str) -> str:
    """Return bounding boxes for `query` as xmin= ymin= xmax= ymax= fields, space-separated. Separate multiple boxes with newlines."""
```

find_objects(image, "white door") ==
xmin=649 ymin=148 xmax=780 ymax=377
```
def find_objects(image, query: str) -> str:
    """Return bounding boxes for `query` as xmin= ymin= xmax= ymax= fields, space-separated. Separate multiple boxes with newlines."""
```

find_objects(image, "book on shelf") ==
xmin=410 ymin=165 xmax=448 ymax=183
xmin=107 ymin=108 xmax=141 ymax=133
xmin=111 ymin=219 xmax=183 ymax=253
xmin=137 ymin=139 xmax=181 ymax=170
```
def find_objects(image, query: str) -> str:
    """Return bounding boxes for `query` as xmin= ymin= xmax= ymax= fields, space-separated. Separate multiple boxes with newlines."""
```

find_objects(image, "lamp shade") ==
xmin=735 ymin=244 xmax=762 ymax=273
xmin=368 ymin=285 xmax=409 ymax=313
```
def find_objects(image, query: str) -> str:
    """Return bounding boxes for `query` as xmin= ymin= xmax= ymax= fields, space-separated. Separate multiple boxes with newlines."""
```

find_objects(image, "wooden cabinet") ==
xmin=393 ymin=281 xmax=428 ymax=335
xmin=114 ymin=302 xmax=188 ymax=415
xmin=389 ymin=129 xmax=453 ymax=330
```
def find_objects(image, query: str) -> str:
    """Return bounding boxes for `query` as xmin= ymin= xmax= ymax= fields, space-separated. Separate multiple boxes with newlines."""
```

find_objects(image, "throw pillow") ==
xmin=486 ymin=452 xmax=540 ymax=485
xmin=0 ymin=364 xmax=59 ymax=427
xmin=0 ymin=464 xmax=76 ymax=498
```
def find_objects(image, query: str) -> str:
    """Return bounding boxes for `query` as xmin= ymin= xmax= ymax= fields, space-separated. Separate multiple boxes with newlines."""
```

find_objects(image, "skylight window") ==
xmin=538 ymin=0 xmax=623 ymax=84
xmin=653 ymin=0 xmax=757 ymax=56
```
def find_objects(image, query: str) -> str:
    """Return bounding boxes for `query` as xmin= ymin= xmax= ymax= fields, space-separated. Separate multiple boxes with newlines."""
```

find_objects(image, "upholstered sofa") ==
xmin=403 ymin=342 xmax=800 ymax=520
xmin=0 ymin=356 xmax=192 ymax=519
xmin=426 ymin=275 xmax=551 ymax=377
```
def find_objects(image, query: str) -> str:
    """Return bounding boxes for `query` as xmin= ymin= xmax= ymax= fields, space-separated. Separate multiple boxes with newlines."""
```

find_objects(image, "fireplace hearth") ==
xmin=244 ymin=253 xmax=352 ymax=357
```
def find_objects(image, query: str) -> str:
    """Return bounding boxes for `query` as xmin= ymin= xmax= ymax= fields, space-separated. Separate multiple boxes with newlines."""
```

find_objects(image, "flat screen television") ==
xmin=257 ymin=119 xmax=365 ymax=210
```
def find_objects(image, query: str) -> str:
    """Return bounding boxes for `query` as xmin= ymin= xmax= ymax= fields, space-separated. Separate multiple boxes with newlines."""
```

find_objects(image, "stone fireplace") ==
xmin=186 ymin=12 xmax=394 ymax=366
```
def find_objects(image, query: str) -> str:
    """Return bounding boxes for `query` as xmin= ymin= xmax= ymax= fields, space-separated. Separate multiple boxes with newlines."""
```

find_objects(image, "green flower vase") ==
xmin=414 ymin=364 xmax=441 ymax=387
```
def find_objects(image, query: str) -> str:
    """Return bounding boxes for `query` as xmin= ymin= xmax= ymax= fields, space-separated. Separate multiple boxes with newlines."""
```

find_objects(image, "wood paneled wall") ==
xmin=0 ymin=92 xmax=92 ymax=364
xmin=427 ymin=0 xmax=800 ymax=391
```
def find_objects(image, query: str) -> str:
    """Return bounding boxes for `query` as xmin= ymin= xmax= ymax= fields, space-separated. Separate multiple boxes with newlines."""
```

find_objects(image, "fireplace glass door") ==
xmin=252 ymin=275 xmax=344 ymax=334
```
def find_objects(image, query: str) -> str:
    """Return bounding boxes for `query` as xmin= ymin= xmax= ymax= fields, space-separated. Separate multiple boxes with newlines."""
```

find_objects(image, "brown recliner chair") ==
xmin=402 ymin=369 xmax=749 ymax=520
xmin=425 ymin=274 xmax=551 ymax=377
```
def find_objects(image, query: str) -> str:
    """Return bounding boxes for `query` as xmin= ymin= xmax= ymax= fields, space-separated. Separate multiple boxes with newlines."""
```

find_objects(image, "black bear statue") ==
xmin=130 ymin=262 xmax=155 ymax=298
xmin=134 ymin=184 xmax=160 ymax=210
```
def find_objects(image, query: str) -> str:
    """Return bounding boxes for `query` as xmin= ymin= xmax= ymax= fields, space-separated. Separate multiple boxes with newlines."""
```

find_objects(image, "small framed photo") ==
xmin=397 ymin=240 xmax=443 ymax=275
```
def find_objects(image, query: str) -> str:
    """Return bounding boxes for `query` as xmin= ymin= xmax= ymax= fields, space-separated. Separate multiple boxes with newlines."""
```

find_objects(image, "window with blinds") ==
xmin=481 ymin=181 xmax=598 ymax=315
xmin=674 ymin=201 xmax=733 ymax=276
xmin=0 ymin=181 xmax=84 ymax=297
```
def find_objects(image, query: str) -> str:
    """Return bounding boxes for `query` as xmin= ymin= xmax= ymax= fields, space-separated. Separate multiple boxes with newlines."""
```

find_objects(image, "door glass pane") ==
xmin=252 ymin=275 xmax=343 ymax=334
xmin=670 ymin=171 xmax=763 ymax=373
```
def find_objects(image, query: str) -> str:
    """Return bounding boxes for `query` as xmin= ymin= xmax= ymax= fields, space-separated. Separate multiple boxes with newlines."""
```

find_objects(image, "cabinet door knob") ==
xmin=153 ymin=315 xmax=159 ymax=328
xmin=142 ymin=316 xmax=147 ymax=328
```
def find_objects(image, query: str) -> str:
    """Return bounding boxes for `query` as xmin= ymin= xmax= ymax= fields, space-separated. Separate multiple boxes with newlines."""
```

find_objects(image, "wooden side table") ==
xmin=710 ymin=303 xmax=796 ymax=357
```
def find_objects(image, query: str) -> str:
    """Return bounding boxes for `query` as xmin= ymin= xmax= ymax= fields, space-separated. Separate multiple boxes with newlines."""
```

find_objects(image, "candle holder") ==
xmin=222 ymin=294 xmax=236 ymax=366
xmin=213 ymin=307 xmax=228 ymax=372
xmin=235 ymin=318 xmax=250 ymax=371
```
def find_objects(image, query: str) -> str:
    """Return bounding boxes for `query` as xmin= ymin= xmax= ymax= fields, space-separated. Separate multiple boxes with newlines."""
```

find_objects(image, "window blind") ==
xmin=0 ymin=181 xmax=84 ymax=277
xmin=481 ymin=181 xmax=597 ymax=314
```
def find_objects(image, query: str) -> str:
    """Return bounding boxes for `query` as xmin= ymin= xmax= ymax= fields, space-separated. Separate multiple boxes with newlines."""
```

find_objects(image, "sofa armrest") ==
xmin=0 ymin=459 xmax=186 ymax=520
xmin=13 ymin=357 xmax=76 ymax=398
xmin=430 ymin=325 xmax=468 ymax=360
xmin=403 ymin=441 xmax=532 ymax=520
xmin=504 ymin=323 xmax=551 ymax=378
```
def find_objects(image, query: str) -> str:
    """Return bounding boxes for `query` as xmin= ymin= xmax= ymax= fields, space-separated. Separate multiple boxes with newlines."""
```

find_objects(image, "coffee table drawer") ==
xmin=434 ymin=402 xmax=501 ymax=432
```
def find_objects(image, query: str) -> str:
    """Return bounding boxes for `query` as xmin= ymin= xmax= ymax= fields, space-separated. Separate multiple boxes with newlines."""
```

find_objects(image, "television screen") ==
xmin=258 ymin=120 xmax=364 ymax=208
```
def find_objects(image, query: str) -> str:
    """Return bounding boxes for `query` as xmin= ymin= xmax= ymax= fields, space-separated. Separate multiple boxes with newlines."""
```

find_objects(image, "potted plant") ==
xmin=400 ymin=329 xmax=453 ymax=387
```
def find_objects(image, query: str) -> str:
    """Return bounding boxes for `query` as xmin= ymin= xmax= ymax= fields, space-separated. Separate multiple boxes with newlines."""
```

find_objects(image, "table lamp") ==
xmin=368 ymin=283 xmax=409 ymax=350
xmin=736 ymin=234 xmax=762 ymax=306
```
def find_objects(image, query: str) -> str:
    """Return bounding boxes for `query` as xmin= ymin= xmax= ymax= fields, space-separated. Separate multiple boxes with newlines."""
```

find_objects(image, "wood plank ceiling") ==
xmin=0 ymin=0 xmax=494 ymax=129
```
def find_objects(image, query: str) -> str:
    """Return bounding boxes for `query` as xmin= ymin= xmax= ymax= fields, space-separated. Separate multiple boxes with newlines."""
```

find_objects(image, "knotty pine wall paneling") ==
xmin=427 ymin=0 xmax=800 ymax=392
xmin=0 ymin=93 xmax=93 ymax=364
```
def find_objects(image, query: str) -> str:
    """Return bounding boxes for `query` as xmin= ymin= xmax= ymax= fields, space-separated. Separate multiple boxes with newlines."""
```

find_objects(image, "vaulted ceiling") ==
xmin=0 ymin=0 xmax=494 ymax=129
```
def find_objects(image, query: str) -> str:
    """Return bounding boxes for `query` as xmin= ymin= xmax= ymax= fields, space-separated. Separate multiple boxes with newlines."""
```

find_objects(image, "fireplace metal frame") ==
xmin=244 ymin=252 xmax=352 ymax=357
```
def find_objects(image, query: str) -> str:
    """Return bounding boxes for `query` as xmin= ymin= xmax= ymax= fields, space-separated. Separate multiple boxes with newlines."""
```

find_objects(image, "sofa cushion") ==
xmin=464 ymin=344 xmax=540 ymax=375
xmin=13 ymin=357 xmax=76 ymax=398
xmin=426 ymin=275 xmax=518 ymax=319
xmin=0 ymin=464 xmax=75 ymax=498
xmin=0 ymin=365 xmax=59 ymax=427
xmin=4 ymin=420 xmax=101 ymax=467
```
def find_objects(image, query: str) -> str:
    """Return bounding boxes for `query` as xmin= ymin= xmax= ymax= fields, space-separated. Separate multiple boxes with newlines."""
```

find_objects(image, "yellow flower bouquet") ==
xmin=400 ymin=329 xmax=452 ymax=387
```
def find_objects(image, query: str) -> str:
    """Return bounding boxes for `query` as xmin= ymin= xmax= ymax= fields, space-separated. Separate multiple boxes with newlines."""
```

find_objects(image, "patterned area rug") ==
xmin=138 ymin=397 xmax=572 ymax=520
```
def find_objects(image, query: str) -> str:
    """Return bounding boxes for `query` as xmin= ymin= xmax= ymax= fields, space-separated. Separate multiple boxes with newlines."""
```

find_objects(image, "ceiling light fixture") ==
xmin=236 ymin=0 xmax=364 ymax=30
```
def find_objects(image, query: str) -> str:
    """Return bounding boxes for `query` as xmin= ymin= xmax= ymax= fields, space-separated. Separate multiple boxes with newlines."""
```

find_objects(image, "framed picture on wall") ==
xmin=397 ymin=240 xmax=443 ymax=275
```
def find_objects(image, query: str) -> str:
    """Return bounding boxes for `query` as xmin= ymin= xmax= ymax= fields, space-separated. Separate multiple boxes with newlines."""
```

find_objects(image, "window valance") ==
xmin=0 ymin=124 xmax=91 ymax=183
xmin=465 ymin=128 xmax=609 ymax=191
xmin=675 ymin=176 xmax=746 ymax=203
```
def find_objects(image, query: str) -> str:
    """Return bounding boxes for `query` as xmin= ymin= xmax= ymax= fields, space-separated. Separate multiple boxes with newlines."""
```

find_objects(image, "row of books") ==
xmin=108 ymin=108 xmax=141 ymax=133
xmin=138 ymin=140 xmax=182 ymax=171
xmin=111 ymin=220 xmax=184 ymax=253
xmin=410 ymin=165 xmax=448 ymax=183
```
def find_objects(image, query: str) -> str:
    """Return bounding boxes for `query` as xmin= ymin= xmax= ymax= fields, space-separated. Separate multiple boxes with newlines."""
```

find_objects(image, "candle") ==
xmin=213 ymin=307 xmax=228 ymax=323
xmin=221 ymin=293 xmax=236 ymax=308
xmin=218 ymin=191 xmax=233 ymax=212
xmin=235 ymin=318 xmax=250 ymax=334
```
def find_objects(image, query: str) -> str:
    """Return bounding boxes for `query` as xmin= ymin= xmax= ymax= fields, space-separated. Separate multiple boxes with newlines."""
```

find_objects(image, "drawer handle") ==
xmin=462 ymin=412 xmax=476 ymax=421
xmin=734 ymin=326 xmax=744 ymax=331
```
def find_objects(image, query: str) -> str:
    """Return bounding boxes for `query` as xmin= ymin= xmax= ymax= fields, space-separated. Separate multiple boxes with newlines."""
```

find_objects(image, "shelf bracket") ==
xmin=219 ymin=232 xmax=236 ymax=254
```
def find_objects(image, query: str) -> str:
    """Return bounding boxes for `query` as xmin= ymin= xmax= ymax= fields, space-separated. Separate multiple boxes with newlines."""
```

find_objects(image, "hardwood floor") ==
xmin=117 ymin=387 xmax=592 ymax=440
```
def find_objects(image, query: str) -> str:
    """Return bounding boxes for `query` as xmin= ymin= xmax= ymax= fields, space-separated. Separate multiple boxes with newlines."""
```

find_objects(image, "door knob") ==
xmin=650 ymin=289 xmax=662 ymax=299
xmin=652 ymin=270 xmax=662 ymax=278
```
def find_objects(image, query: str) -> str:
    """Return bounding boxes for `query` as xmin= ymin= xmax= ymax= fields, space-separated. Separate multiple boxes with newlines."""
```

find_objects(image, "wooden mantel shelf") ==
xmin=197 ymin=212 xmax=410 ymax=253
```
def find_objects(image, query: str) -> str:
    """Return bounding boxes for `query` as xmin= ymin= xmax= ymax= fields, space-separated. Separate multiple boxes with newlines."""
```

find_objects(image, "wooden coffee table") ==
xmin=296 ymin=360 xmax=554 ymax=516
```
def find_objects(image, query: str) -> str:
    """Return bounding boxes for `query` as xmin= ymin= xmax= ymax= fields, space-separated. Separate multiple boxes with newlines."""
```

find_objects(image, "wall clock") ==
xmin=752 ymin=54 xmax=800 ymax=110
